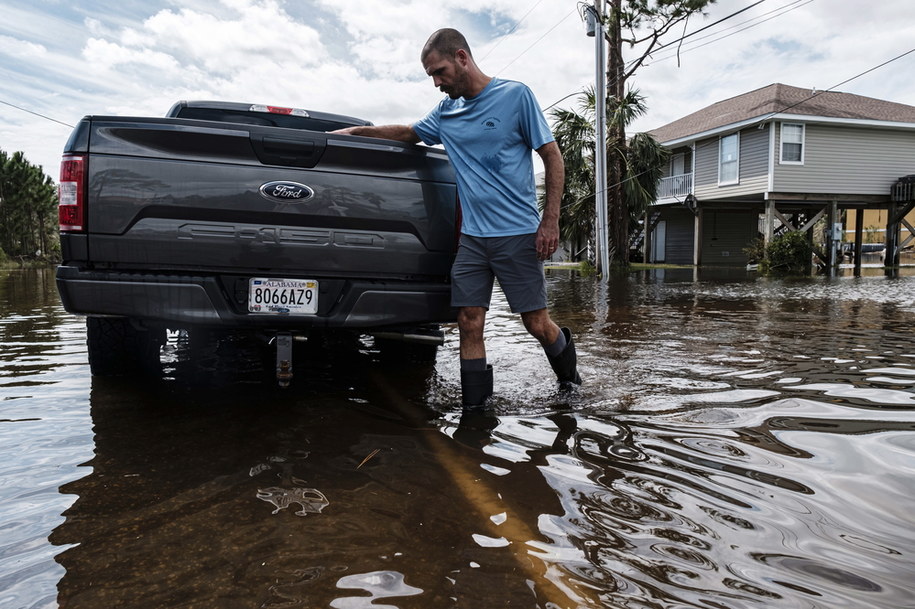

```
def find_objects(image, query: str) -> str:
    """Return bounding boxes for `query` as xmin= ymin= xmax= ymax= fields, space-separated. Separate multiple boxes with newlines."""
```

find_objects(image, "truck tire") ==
xmin=86 ymin=317 xmax=163 ymax=377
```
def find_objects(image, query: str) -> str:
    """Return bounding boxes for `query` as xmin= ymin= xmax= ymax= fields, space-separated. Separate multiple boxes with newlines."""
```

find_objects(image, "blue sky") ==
xmin=2 ymin=0 xmax=914 ymax=178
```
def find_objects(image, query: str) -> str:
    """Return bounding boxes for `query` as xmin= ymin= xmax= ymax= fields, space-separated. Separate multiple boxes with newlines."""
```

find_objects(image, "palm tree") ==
xmin=544 ymin=88 xmax=668 ymax=264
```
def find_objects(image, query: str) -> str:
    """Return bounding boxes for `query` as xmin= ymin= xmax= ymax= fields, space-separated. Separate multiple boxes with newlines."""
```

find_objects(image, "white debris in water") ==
xmin=249 ymin=463 xmax=271 ymax=477
xmin=472 ymin=533 xmax=510 ymax=548
xmin=256 ymin=487 xmax=329 ymax=516
xmin=490 ymin=512 xmax=508 ymax=525
xmin=480 ymin=463 xmax=511 ymax=476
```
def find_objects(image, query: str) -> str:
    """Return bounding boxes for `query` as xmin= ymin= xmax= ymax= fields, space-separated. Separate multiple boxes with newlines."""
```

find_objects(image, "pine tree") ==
xmin=603 ymin=0 xmax=715 ymax=265
xmin=0 ymin=149 xmax=59 ymax=262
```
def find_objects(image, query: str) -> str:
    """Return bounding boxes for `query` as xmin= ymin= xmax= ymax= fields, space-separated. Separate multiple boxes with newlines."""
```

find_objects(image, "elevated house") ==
xmin=645 ymin=83 xmax=915 ymax=267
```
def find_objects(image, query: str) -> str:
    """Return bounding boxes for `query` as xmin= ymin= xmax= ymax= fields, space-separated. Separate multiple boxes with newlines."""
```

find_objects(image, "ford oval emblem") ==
xmin=259 ymin=181 xmax=315 ymax=203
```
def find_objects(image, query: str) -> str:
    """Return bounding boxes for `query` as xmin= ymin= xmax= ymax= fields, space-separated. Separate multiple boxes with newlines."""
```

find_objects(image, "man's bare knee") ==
xmin=521 ymin=308 xmax=559 ymax=345
xmin=458 ymin=307 xmax=486 ymax=330
xmin=458 ymin=307 xmax=487 ymax=360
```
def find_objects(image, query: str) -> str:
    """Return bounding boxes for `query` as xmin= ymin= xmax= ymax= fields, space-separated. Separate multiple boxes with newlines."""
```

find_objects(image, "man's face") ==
xmin=422 ymin=50 xmax=468 ymax=99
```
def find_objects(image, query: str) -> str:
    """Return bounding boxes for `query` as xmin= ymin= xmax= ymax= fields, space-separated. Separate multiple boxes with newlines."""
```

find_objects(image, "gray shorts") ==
xmin=451 ymin=233 xmax=547 ymax=313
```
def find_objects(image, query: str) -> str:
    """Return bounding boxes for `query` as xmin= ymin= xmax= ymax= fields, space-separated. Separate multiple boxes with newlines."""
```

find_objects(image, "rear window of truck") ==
xmin=174 ymin=107 xmax=359 ymax=132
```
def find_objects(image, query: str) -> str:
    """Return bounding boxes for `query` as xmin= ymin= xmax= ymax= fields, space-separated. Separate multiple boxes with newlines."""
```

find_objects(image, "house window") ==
xmin=671 ymin=149 xmax=693 ymax=176
xmin=780 ymin=123 xmax=805 ymax=164
xmin=718 ymin=133 xmax=739 ymax=185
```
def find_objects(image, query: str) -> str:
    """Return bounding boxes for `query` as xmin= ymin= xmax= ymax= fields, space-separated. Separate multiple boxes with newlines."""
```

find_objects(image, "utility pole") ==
xmin=587 ymin=0 xmax=609 ymax=280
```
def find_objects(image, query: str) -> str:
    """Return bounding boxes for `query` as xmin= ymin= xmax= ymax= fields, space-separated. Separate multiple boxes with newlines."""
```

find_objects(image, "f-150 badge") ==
xmin=259 ymin=181 xmax=315 ymax=202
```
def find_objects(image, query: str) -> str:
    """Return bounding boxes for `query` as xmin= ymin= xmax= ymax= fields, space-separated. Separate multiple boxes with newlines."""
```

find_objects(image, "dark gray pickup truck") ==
xmin=56 ymin=101 xmax=458 ymax=384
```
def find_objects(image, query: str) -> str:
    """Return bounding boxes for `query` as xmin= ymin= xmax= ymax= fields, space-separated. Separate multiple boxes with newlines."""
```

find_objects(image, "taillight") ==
xmin=249 ymin=104 xmax=310 ymax=117
xmin=59 ymin=155 xmax=85 ymax=232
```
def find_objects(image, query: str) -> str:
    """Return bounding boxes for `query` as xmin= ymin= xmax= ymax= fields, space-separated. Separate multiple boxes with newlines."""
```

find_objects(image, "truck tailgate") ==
xmin=78 ymin=117 xmax=457 ymax=279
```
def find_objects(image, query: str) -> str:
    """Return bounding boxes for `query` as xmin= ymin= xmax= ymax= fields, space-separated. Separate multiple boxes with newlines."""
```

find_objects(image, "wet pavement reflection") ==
xmin=1 ymin=266 xmax=914 ymax=608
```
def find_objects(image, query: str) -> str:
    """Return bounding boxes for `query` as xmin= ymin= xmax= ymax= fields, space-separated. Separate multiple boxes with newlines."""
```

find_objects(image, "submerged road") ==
xmin=1 ymin=266 xmax=914 ymax=608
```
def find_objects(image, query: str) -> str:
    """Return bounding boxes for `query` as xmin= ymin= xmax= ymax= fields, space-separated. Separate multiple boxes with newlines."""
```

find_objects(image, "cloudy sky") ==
xmin=1 ymin=0 xmax=914 ymax=179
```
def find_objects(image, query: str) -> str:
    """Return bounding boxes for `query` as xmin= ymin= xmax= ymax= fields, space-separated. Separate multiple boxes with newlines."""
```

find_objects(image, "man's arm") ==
xmin=535 ymin=141 xmax=564 ymax=261
xmin=331 ymin=124 xmax=421 ymax=144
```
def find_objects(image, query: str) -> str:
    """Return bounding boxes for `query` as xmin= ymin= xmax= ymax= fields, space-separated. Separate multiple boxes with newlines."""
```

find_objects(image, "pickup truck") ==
xmin=56 ymin=101 xmax=459 ymax=385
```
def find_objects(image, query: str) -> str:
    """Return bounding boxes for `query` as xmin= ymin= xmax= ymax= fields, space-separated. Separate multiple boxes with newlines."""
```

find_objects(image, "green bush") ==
xmin=742 ymin=237 xmax=765 ymax=265
xmin=760 ymin=231 xmax=813 ymax=275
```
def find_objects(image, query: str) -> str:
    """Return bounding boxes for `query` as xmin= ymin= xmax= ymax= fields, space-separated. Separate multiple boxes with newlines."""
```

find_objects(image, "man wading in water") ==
xmin=334 ymin=28 xmax=581 ymax=408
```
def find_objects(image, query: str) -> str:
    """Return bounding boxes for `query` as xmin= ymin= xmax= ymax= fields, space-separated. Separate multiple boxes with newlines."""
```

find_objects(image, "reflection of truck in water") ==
xmin=55 ymin=101 xmax=459 ymax=384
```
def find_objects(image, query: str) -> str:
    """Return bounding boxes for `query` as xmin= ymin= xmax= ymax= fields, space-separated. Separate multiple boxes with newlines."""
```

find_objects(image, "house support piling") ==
xmin=886 ymin=200 xmax=915 ymax=269
xmin=826 ymin=200 xmax=838 ymax=276
xmin=854 ymin=208 xmax=864 ymax=276
xmin=763 ymin=199 xmax=775 ymax=246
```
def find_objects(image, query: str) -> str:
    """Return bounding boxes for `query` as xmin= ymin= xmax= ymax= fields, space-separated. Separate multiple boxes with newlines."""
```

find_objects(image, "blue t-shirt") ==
xmin=412 ymin=78 xmax=554 ymax=237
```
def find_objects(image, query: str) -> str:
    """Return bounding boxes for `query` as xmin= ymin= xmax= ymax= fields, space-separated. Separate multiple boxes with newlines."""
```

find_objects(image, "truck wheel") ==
xmin=86 ymin=317 xmax=163 ymax=377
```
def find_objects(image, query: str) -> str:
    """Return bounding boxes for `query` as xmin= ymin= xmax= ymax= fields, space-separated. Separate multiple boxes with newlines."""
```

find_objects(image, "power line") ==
xmin=646 ymin=0 xmax=814 ymax=65
xmin=0 ymin=99 xmax=74 ymax=129
xmin=544 ymin=0 xmax=811 ymax=113
xmin=642 ymin=0 xmax=770 ymax=55
xmin=758 ymin=47 xmax=915 ymax=122
xmin=495 ymin=5 xmax=580 ymax=77
xmin=568 ymin=46 xmax=915 ymax=209
xmin=479 ymin=0 xmax=548 ymax=62
xmin=542 ymin=90 xmax=587 ymax=113
xmin=654 ymin=0 xmax=807 ymax=53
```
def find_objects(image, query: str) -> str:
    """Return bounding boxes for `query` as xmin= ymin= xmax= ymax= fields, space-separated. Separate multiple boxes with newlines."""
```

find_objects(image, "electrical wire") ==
xmin=645 ymin=0 xmax=770 ymax=54
xmin=544 ymin=0 xmax=811 ymax=113
xmin=479 ymin=0 xmax=549 ymax=62
xmin=645 ymin=0 xmax=814 ymax=66
xmin=759 ymin=47 xmax=915 ymax=121
xmin=623 ymin=0 xmax=771 ymax=73
xmin=0 ymin=99 xmax=74 ymax=129
xmin=652 ymin=0 xmax=807 ymax=53
xmin=495 ymin=5 xmax=580 ymax=77
xmin=605 ymin=45 xmax=915 ymax=206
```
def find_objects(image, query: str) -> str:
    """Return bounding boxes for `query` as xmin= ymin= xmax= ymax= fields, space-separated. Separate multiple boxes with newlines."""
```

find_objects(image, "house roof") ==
xmin=649 ymin=83 xmax=915 ymax=144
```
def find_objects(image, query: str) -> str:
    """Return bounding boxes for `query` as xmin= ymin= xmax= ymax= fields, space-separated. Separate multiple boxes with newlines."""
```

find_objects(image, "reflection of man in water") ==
xmin=333 ymin=28 xmax=581 ymax=408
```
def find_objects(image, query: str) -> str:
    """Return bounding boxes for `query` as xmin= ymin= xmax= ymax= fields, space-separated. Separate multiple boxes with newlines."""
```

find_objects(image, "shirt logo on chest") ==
xmin=482 ymin=117 xmax=501 ymax=131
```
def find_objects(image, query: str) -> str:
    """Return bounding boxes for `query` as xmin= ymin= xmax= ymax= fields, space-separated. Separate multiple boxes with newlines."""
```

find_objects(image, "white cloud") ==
xmin=0 ymin=34 xmax=48 ymax=59
xmin=82 ymin=37 xmax=180 ymax=72
xmin=1 ymin=0 xmax=914 ymax=180
xmin=621 ymin=0 xmax=915 ymax=133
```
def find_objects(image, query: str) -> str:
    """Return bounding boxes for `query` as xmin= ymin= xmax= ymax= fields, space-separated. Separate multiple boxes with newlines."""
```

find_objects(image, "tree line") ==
xmin=0 ymin=149 xmax=58 ymax=264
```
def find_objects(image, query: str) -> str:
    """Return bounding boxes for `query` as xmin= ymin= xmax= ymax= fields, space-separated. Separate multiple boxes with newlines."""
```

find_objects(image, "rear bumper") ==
xmin=55 ymin=266 xmax=455 ymax=329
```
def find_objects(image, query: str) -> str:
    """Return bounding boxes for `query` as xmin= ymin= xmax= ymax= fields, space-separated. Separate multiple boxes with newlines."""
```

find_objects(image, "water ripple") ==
xmin=330 ymin=571 xmax=423 ymax=609
xmin=2 ymin=268 xmax=914 ymax=608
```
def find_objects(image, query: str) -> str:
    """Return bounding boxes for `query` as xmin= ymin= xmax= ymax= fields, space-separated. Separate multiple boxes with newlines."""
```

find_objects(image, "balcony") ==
xmin=657 ymin=173 xmax=693 ymax=201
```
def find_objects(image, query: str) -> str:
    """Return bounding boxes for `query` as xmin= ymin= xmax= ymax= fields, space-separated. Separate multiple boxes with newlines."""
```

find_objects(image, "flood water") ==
xmin=2 ymin=265 xmax=914 ymax=609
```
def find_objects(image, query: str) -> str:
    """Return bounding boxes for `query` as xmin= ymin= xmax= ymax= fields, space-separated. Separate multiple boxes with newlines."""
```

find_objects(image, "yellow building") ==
xmin=844 ymin=208 xmax=915 ymax=245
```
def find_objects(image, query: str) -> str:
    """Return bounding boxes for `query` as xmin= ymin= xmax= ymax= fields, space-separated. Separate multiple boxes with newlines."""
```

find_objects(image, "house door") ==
xmin=671 ymin=154 xmax=686 ymax=176
xmin=652 ymin=220 xmax=667 ymax=263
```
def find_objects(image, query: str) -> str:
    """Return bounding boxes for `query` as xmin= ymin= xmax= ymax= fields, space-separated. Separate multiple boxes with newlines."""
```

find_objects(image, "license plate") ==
xmin=248 ymin=278 xmax=318 ymax=315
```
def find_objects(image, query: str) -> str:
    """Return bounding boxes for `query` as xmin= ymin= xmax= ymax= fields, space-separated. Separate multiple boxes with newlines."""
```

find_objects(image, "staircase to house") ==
xmin=630 ymin=209 xmax=662 ymax=255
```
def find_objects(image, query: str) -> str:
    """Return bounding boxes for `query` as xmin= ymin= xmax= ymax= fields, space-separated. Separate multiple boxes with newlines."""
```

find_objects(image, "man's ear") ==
xmin=454 ymin=48 xmax=470 ymax=67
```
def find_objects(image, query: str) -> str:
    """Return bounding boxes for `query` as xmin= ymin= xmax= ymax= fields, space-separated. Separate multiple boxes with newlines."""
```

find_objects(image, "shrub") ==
xmin=742 ymin=237 xmax=765 ymax=265
xmin=760 ymin=231 xmax=813 ymax=275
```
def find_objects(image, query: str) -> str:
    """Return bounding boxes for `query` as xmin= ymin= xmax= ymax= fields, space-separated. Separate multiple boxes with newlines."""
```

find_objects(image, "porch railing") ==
xmin=657 ymin=173 xmax=693 ymax=200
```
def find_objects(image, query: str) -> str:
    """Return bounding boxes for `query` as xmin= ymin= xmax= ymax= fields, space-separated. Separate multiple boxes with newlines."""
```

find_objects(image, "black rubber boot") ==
xmin=547 ymin=327 xmax=582 ymax=390
xmin=461 ymin=365 xmax=493 ymax=409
